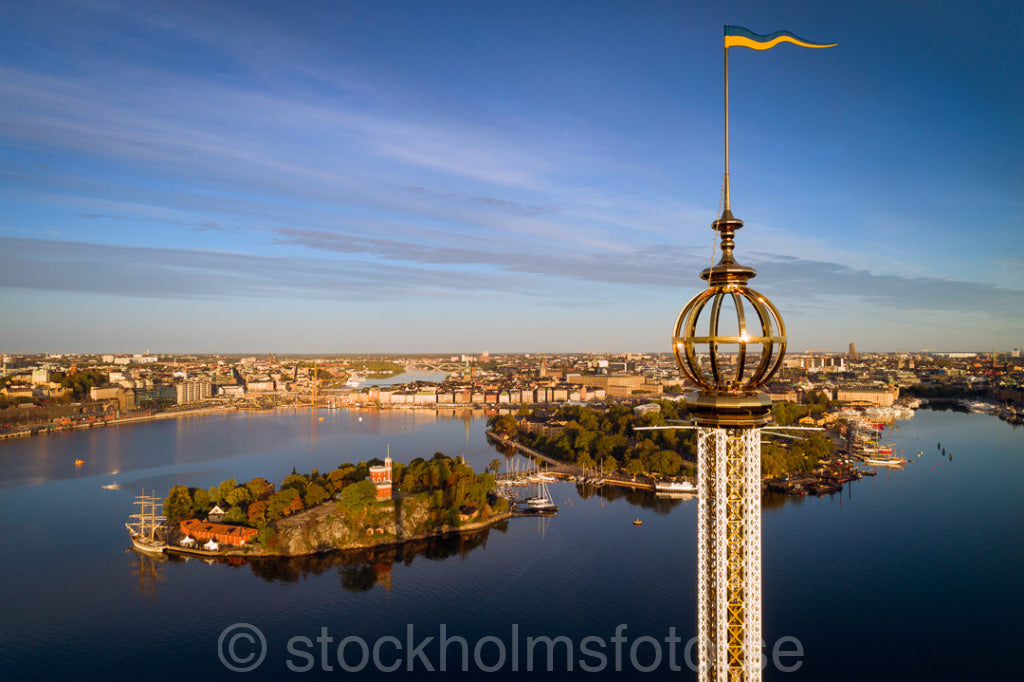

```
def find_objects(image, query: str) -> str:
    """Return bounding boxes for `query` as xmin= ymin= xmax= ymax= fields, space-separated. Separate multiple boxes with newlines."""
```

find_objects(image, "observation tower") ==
xmin=669 ymin=23 xmax=842 ymax=681
xmin=669 ymin=26 xmax=833 ymax=679
xmin=672 ymin=205 xmax=785 ymax=682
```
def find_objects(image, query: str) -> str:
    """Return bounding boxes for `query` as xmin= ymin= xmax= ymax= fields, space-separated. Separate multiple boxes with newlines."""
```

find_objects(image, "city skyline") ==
xmin=2 ymin=1 xmax=1022 ymax=353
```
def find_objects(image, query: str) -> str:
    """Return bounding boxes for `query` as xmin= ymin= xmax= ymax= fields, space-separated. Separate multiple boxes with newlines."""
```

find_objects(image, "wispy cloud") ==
xmin=0 ymin=237 xmax=549 ymax=301
xmin=3 ymin=233 xmax=1019 ymax=326
xmin=405 ymin=186 xmax=559 ymax=218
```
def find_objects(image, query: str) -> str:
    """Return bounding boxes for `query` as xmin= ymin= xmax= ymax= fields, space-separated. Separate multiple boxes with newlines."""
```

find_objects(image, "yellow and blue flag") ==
xmin=724 ymin=26 xmax=836 ymax=50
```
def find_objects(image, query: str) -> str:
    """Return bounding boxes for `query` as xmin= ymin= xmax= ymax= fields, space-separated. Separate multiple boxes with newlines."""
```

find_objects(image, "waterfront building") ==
xmin=134 ymin=385 xmax=177 ymax=409
xmin=835 ymin=386 xmax=898 ymax=406
xmin=175 ymin=378 xmax=212 ymax=405
xmin=179 ymin=519 xmax=258 ymax=546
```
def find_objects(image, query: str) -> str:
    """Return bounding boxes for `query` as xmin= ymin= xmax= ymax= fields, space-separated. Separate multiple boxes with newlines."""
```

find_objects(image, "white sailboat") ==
xmin=125 ymin=491 xmax=167 ymax=554
xmin=524 ymin=477 xmax=557 ymax=512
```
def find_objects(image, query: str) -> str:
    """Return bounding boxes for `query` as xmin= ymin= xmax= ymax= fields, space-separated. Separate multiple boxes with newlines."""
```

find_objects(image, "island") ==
xmin=160 ymin=452 xmax=510 ymax=557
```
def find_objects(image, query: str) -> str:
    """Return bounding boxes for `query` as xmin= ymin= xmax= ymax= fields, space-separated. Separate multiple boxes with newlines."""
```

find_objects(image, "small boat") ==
xmin=861 ymin=456 xmax=907 ymax=467
xmin=633 ymin=518 xmax=643 ymax=526
xmin=74 ymin=459 xmax=85 ymax=466
xmin=655 ymin=480 xmax=697 ymax=494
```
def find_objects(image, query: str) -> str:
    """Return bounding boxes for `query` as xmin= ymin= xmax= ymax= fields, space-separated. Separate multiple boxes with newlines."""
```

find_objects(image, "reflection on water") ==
xmin=161 ymin=523 xmax=511 ymax=592
xmin=129 ymin=551 xmax=166 ymax=599
xmin=575 ymin=483 xmax=698 ymax=514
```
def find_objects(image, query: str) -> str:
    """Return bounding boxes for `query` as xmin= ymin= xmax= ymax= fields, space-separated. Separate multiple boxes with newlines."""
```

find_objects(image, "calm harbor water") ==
xmin=0 ymin=407 xmax=1021 ymax=680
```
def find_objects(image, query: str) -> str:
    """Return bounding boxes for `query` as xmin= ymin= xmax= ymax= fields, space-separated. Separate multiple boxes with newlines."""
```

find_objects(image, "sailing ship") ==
xmin=126 ymin=491 xmax=167 ymax=554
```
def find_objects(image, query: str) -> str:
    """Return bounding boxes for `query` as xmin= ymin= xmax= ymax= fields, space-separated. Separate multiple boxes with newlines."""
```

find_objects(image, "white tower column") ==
xmin=697 ymin=427 xmax=762 ymax=682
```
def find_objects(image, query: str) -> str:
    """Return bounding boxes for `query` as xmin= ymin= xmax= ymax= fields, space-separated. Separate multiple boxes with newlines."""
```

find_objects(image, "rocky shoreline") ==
xmin=164 ymin=496 xmax=513 ymax=559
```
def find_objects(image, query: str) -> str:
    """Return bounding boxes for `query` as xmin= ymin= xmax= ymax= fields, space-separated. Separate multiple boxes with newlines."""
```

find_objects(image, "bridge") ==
xmin=403 ymin=361 xmax=466 ymax=373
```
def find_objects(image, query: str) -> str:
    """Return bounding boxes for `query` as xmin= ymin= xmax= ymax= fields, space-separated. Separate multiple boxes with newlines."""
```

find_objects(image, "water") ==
xmin=0 ymin=408 xmax=1021 ymax=680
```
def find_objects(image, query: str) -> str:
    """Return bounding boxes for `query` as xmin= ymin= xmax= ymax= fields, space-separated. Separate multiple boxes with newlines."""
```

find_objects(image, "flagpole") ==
xmin=723 ymin=40 xmax=730 ymax=215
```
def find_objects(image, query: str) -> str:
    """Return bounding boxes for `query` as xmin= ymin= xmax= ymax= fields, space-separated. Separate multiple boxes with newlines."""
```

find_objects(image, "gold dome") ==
xmin=672 ymin=210 xmax=786 ymax=393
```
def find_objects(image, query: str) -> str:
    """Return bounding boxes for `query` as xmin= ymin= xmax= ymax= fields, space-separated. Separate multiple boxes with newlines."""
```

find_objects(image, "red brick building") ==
xmin=368 ymin=454 xmax=393 ymax=501
xmin=180 ymin=518 xmax=258 ymax=546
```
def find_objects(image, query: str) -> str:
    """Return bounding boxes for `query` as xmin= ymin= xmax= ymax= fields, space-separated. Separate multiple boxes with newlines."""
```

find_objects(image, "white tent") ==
xmin=204 ymin=538 xmax=219 ymax=551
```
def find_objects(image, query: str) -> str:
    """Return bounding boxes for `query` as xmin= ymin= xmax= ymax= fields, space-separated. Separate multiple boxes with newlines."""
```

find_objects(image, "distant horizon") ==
xmin=3 ymin=346 xmax=1016 ymax=358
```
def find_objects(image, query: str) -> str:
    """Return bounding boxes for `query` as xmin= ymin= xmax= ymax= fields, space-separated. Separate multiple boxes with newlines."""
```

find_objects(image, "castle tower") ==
xmin=369 ymin=448 xmax=393 ymax=501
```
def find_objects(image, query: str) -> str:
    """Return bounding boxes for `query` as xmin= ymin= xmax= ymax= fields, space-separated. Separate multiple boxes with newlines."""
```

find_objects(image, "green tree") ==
xmin=191 ymin=488 xmax=211 ymax=516
xmin=575 ymin=452 xmax=596 ymax=471
xmin=489 ymin=414 xmax=518 ymax=438
xmin=488 ymin=458 xmax=503 ymax=475
xmin=573 ymin=429 xmax=597 ymax=454
xmin=337 ymin=480 xmax=377 ymax=508
xmin=222 ymin=506 xmax=247 ymax=524
xmin=217 ymin=478 xmax=239 ymax=505
xmin=246 ymin=477 xmax=275 ymax=500
xmin=266 ymin=488 xmax=303 ymax=522
xmin=281 ymin=473 xmax=308 ymax=496
xmin=304 ymin=482 xmax=329 ymax=507
xmin=164 ymin=486 xmax=193 ymax=523
xmin=648 ymin=450 xmax=683 ymax=476
xmin=225 ymin=485 xmax=253 ymax=507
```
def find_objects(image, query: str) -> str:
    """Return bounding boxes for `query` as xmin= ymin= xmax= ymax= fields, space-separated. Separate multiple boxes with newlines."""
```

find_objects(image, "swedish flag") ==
xmin=724 ymin=26 xmax=836 ymax=50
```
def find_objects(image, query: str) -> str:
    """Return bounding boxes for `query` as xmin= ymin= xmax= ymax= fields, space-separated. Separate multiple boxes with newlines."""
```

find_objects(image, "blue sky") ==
xmin=1 ymin=0 xmax=1021 ymax=354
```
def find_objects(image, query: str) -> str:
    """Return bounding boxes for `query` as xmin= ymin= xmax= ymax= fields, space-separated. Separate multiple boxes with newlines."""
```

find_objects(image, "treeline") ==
xmin=403 ymin=453 xmax=503 ymax=525
xmin=53 ymin=370 xmax=107 ymax=400
xmin=761 ymin=432 xmax=834 ymax=478
xmin=359 ymin=361 xmax=403 ymax=376
xmin=494 ymin=399 xmax=837 ymax=479
xmin=491 ymin=402 xmax=697 ymax=478
xmin=771 ymin=391 xmax=836 ymax=426
xmin=163 ymin=453 xmax=504 ymax=544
